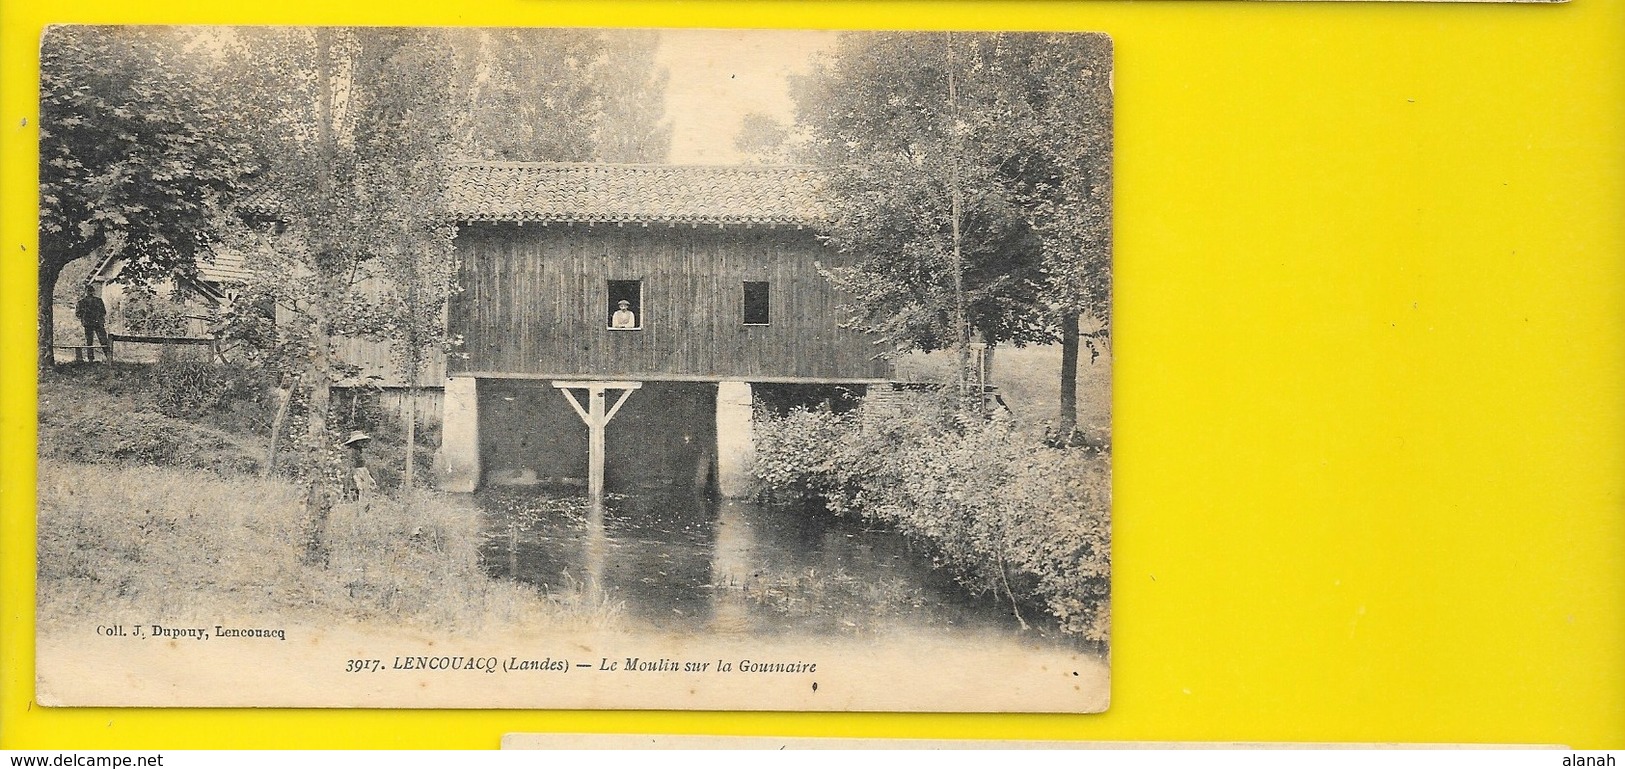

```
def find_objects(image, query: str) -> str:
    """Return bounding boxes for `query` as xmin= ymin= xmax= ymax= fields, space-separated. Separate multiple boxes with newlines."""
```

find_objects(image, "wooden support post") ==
xmin=553 ymin=381 xmax=642 ymax=504
xmin=588 ymin=388 xmax=606 ymax=499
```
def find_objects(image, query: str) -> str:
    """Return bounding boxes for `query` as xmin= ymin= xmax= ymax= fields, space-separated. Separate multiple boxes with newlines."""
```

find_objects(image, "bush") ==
xmin=154 ymin=361 xmax=272 ymax=420
xmin=117 ymin=286 xmax=188 ymax=335
xmin=750 ymin=406 xmax=856 ymax=501
xmin=751 ymin=392 xmax=1112 ymax=641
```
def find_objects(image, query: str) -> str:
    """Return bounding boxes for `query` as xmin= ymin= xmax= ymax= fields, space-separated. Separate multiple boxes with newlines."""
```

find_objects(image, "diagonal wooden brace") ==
xmin=552 ymin=381 xmax=643 ymax=504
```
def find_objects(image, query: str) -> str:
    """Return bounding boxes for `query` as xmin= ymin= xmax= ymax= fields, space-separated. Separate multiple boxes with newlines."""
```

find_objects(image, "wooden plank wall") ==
xmin=449 ymin=222 xmax=892 ymax=381
xmin=332 ymin=335 xmax=447 ymax=387
xmin=376 ymin=387 xmax=444 ymax=430
xmin=330 ymin=271 xmax=447 ymax=387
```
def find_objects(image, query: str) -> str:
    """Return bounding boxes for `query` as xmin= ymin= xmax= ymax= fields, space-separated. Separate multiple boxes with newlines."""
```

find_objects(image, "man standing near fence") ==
xmin=74 ymin=283 xmax=110 ymax=362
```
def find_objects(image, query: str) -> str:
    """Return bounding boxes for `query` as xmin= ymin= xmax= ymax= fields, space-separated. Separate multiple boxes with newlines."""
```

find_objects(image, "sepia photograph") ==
xmin=34 ymin=26 xmax=1113 ymax=711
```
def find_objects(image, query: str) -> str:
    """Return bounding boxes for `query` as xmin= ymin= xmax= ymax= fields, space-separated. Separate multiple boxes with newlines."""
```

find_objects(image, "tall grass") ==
xmin=36 ymin=461 xmax=617 ymax=634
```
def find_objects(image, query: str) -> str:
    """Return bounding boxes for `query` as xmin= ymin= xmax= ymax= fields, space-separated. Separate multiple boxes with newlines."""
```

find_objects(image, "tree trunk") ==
xmin=38 ymin=258 xmax=65 ymax=370
xmin=400 ymin=222 xmax=420 ymax=502
xmin=945 ymin=32 xmax=970 ymax=404
xmin=264 ymin=379 xmax=293 ymax=476
xmin=302 ymin=27 xmax=338 ymax=567
xmin=301 ymin=309 xmax=335 ymax=566
xmin=1058 ymin=312 xmax=1080 ymax=441
xmin=996 ymin=552 xmax=1029 ymax=631
xmin=403 ymin=384 xmax=417 ymax=491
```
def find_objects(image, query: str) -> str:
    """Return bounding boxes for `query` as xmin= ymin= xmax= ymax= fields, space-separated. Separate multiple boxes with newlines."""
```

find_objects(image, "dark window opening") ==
xmin=608 ymin=280 xmax=642 ymax=330
xmin=743 ymin=281 xmax=770 ymax=326
xmin=753 ymin=383 xmax=862 ymax=415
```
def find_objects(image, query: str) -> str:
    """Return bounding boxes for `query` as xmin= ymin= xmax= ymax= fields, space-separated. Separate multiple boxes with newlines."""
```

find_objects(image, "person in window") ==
xmin=611 ymin=299 xmax=637 ymax=329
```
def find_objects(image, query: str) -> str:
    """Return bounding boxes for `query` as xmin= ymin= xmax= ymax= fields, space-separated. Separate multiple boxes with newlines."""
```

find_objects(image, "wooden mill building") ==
xmin=436 ymin=162 xmax=893 ymax=496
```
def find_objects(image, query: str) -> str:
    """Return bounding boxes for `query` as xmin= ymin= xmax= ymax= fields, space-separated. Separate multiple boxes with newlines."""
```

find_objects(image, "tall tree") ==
xmin=592 ymin=30 xmax=672 ymax=164
xmin=355 ymin=32 xmax=464 ymax=495
xmin=38 ymin=26 xmax=250 ymax=369
xmin=792 ymin=32 xmax=1053 ymax=394
xmin=791 ymin=32 xmax=1111 ymax=423
xmin=443 ymin=28 xmax=671 ymax=164
xmin=213 ymin=27 xmax=459 ymax=563
xmin=447 ymin=28 xmax=604 ymax=161
xmin=985 ymin=35 xmax=1113 ymax=436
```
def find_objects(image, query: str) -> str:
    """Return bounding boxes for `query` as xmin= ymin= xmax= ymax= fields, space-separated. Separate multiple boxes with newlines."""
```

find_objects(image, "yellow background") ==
xmin=2 ymin=0 xmax=1622 ymax=750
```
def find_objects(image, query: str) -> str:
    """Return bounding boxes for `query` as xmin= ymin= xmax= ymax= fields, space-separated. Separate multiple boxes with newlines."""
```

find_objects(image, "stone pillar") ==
xmin=715 ymin=380 xmax=754 ymax=498
xmin=436 ymin=376 xmax=480 ymax=492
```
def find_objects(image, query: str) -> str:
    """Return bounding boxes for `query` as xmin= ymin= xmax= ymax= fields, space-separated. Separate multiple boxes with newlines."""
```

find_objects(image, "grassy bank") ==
xmin=40 ymin=362 xmax=431 ymax=487
xmin=36 ymin=460 xmax=611 ymax=635
xmin=37 ymin=362 xmax=615 ymax=635
xmin=40 ymin=363 xmax=268 ymax=474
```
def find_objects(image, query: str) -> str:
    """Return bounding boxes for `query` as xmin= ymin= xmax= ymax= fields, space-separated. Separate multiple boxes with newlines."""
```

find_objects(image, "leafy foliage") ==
xmin=153 ymin=360 xmax=270 ymax=419
xmin=732 ymin=112 xmax=793 ymax=164
xmin=752 ymin=391 xmax=1111 ymax=640
xmin=444 ymin=28 xmax=670 ymax=163
xmin=115 ymin=285 xmax=188 ymax=335
xmin=791 ymin=32 xmax=1112 ymax=418
xmin=792 ymin=33 xmax=1110 ymax=351
xmin=996 ymin=35 xmax=1114 ymax=332
xmin=592 ymin=29 xmax=673 ymax=163
xmin=448 ymin=28 xmax=603 ymax=162
xmin=37 ymin=26 xmax=253 ymax=366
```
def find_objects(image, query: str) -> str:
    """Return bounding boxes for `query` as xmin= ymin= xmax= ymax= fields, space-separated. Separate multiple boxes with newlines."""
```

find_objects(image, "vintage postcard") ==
xmin=35 ymin=26 xmax=1112 ymax=711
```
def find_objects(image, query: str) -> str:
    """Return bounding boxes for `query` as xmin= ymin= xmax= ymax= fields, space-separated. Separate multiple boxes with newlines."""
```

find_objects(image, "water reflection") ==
xmin=477 ymin=488 xmax=1079 ymax=646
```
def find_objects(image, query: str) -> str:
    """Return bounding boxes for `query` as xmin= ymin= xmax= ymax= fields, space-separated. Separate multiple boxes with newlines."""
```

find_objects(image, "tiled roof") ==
xmin=236 ymin=187 xmax=284 ymax=216
xmin=444 ymin=162 xmax=830 ymax=226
